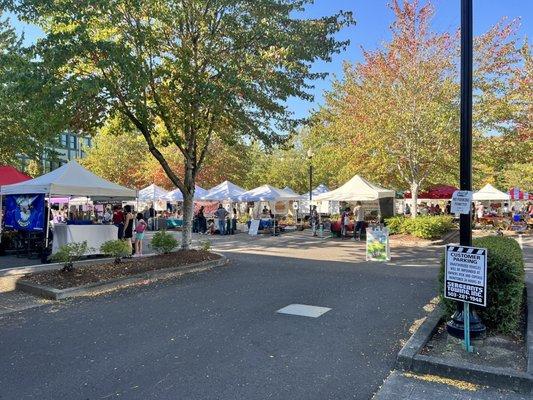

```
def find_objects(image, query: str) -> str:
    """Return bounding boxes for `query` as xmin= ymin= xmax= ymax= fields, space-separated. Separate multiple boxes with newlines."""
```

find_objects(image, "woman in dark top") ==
xmin=197 ymin=206 xmax=207 ymax=234
xmin=123 ymin=205 xmax=134 ymax=255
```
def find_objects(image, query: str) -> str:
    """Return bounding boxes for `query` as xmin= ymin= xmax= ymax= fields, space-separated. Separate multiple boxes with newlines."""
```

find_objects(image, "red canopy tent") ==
xmin=509 ymin=188 xmax=529 ymax=201
xmin=0 ymin=166 xmax=31 ymax=186
xmin=404 ymin=185 xmax=458 ymax=200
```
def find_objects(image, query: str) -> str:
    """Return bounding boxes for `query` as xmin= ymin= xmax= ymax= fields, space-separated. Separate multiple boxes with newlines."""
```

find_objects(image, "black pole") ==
xmin=446 ymin=0 xmax=485 ymax=340
xmin=459 ymin=0 xmax=473 ymax=248
xmin=309 ymin=163 xmax=313 ymax=202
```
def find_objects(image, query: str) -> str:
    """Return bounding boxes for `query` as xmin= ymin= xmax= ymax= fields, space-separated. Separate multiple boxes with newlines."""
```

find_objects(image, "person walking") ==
xmin=215 ymin=204 xmax=229 ymax=235
xmin=123 ymin=205 xmax=134 ymax=255
xmin=134 ymin=212 xmax=147 ymax=256
xmin=310 ymin=205 xmax=320 ymax=237
xmin=353 ymin=201 xmax=364 ymax=241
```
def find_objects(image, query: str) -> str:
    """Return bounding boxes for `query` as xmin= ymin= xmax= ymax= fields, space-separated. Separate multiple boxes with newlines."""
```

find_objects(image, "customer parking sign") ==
xmin=444 ymin=245 xmax=487 ymax=307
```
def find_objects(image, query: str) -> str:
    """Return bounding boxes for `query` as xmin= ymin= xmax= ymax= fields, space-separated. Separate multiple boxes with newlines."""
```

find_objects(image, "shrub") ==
xmin=100 ymin=240 xmax=131 ymax=263
xmin=199 ymin=239 xmax=211 ymax=252
xmin=50 ymin=241 xmax=89 ymax=272
xmin=384 ymin=216 xmax=406 ymax=234
xmin=439 ymin=236 xmax=525 ymax=334
xmin=151 ymin=231 xmax=178 ymax=254
xmin=385 ymin=215 xmax=454 ymax=239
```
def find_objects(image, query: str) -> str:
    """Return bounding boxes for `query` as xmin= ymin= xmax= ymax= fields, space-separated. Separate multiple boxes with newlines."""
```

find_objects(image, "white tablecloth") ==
xmin=52 ymin=224 xmax=118 ymax=255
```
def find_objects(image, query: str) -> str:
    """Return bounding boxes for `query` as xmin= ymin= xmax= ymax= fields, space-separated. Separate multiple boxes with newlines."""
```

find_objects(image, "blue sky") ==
xmin=7 ymin=0 xmax=532 ymax=120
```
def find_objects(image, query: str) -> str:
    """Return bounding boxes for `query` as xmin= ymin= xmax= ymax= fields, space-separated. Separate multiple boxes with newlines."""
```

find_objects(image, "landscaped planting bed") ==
xmin=23 ymin=250 xmax=221 ymax=289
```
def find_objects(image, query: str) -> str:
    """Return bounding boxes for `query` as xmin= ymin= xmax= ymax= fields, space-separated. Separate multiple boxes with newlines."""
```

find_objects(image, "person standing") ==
xmin=215 ymin=204 xmax=228 ymax=235
xmin=123 ymin=205 xmax=134 ymax=255
xmin=197 ymin=206 xmax=207 ymax=234
xmin=310 ymin=205 xmax=320 ymax=237
xmin=134 ymin=212 xmax=147 ymax=256
xmin=341 ymin=207 xmax=350 ymax=239
xmin=475 ymin=202 xmax=484 ymax=222
xmin=113 ymin=205 xmax=125 ymax=239
xmin=103 ymin=205 xmax=113 ymax=224
xmin=353 ymin=201 xmax=365 ymax=241
xmin=231 ymin=207 xmax=238 ymax=235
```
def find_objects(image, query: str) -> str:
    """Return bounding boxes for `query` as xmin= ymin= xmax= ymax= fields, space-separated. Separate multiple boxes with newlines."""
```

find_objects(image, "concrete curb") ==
xmin=526 ymin=281 xmax=533 ymax=376
xmin=16 ymin=254 xmax=229 ymax=300
xmin=395 ymin=299 xmax=533 ymax=395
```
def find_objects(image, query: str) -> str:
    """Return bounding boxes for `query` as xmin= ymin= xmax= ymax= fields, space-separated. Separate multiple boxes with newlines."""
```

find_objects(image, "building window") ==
xmin=69 ymin=135 xmax=77 ymax=149
xmin=60 ymin=134 xmax=68 ymax=147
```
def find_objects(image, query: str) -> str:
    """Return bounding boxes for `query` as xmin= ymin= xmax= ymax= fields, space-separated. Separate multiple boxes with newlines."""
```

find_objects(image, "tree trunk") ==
xmin=181 ymin=168 xmax=195 ymax=250
xmin=410 ymin=182 xmax=419 ymax=219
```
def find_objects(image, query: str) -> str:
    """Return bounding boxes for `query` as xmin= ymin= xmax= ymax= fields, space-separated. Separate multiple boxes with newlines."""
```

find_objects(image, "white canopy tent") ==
xmin=299 ymin=183 xmax=330 ymax=201
xmin=298 ymin=184 xmax=338 ymax=214
xmin=202 ymin=181 xmax=246 ymax=202
xmin=238 ymin=184 xmax=299 ymax=202
xmin=164 ymin=185 xmax=208 ymax=202
xmin=282 ymin=187 xmax=299 ymax=196
xmin=137 ymin=184 xmax=169 ymax=202
xmin=473 ymin=184 xmax=510 ymax=202
xmin=315 ymin=175 xmax=395 ymax=201
xmin=0 ymin=160 xmax=136 ymax=254
xmin=0 ymin=160 xmax=136 ymax=199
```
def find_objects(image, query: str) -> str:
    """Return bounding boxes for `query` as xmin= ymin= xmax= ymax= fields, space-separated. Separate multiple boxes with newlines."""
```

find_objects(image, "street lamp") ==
xmin=446 ymin=0 xmax=486 ymax=340
xmin=307 ymin=149 xmax=314 ymax=202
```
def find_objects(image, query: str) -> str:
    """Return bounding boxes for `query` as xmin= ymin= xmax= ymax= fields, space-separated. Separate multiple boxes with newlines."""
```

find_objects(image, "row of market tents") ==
xmin=137 ymin=174 xmax=396 ymax=204
xmin=0 ymin=160 xmax=526 ymax=205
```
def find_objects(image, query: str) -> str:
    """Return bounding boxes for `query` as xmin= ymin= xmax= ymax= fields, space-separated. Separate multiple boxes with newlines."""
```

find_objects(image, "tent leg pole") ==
xmin=44 ymin=193 xmax=51 ymax=255
xmin=0 ymin=194 xmax=3 ymax=244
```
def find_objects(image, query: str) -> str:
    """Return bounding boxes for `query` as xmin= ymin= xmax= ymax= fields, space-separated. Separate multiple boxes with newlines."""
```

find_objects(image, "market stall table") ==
xmin=166 ymin=218 xmax=183 ymax=229
xmin=52 ymin=224 xmax=118 ymax=255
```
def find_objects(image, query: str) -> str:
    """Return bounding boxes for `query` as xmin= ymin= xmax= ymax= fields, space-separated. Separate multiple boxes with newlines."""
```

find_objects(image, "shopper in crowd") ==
xmin=103 ymin=205 xmax=113 ymax=224
xmin=113 ymin=205 xmax=125 ymax=239
xmin=134 ymin=212 xmax=147 ymax=256
xmin=353 ymin=201 xmax=364 ymax=241
xmin=231 ymin=208 xmax=238 ymax=235
xmin=310 ymin=205 xmax=320 ymax=237
xmin=197 ymin=205 xmax=207 ymax=234
xmin=214 ymin=204 xmax=229 ymax=235
xmin=341 ymin=207 xmax=350 ymax=239
xmin=475 ymin=202 xmax=484 ymax=222
xmin=445 ymin=201 xmax=451 ymax=215
xmin=206 ymin=219 xmax=215 ymax=235
xmin=123 ymin=205 xmax=134 ymax=255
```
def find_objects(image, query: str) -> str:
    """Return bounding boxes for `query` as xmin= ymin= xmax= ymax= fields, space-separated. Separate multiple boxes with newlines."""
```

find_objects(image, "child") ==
xmin=134 ymin=212 xmax=147 ymax=256
xmin=206 ymin=219 xmax=215 ymax=235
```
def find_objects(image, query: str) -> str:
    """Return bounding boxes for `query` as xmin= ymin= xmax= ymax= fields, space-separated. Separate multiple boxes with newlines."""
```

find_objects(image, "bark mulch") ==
xmin=23 ymin=250 xmax=221 ymax=290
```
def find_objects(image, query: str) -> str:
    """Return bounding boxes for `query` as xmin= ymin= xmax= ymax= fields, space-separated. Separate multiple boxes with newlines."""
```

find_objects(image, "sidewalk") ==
xmin=373 ymin=371 xmax=529 ymax=400
xmin=373 ymin=234 xmax=533 ymax=399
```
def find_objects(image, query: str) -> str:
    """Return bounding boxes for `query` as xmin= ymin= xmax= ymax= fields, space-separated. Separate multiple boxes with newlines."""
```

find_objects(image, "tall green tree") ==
xmin=472 ymin=20 xmax=531 ymax=189
xmin=7 ymin=0 xmax=354 ymax=248
xmin=310 ymin=0 xmax=458 ymax=217
xmin=306 ymin=0 xmax=529 ymax=214
xmin=0 ymin=13 xmax=64 ymax=166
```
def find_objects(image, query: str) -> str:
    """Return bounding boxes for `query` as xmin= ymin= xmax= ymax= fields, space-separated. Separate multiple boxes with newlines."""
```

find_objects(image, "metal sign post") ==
xmin=447 ymin=0 xmax=486 ymax=342
xmin=464 ymin=303 xmax=471 ymax=352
